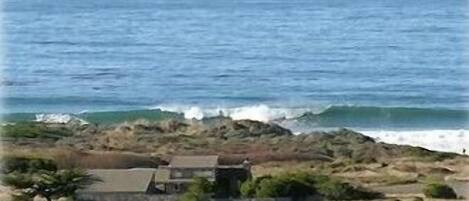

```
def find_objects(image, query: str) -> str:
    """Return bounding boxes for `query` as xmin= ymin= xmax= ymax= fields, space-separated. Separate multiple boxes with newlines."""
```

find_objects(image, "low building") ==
xmin=155 ymin=155 xmax=251 ymax=196
xmin=80 ymin=155 xmax=251 ymax=199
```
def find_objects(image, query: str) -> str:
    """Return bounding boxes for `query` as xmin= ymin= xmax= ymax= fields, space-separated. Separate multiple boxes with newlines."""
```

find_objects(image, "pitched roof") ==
xmin=169 ymin=155 xmax=219 ymax=168
xmin=82 ymin=169 xmax=156 ymax=193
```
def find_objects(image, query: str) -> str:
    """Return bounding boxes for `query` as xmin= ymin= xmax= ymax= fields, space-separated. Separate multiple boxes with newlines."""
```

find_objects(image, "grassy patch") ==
xmin=406 ymin=147 xmax=458 ymax=161
xmin=1 ymin=122 xmax=73 ymax=139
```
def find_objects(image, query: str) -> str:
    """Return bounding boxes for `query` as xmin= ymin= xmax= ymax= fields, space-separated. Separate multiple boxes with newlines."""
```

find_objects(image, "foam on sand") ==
xmin=361 ymin=129 xmax=469 ymax=153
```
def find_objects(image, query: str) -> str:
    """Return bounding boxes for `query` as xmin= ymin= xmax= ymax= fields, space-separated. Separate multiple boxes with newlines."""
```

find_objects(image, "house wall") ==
xmin=170 ymin=168 xmax=215 ymax=179
xmin=164 ymin=183 xmax=190 ymax=194
xmin=215 ymin=167 xmax=251 ymax=197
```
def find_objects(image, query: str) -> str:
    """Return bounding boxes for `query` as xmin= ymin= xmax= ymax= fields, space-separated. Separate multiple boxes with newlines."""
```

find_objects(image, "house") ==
xmin=155 ymin=155 xmax=251 ymax=196
xmin=80 ymin=155 xmax=251 ymax=199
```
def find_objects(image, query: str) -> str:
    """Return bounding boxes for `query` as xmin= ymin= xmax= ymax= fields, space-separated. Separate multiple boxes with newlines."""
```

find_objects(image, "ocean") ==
xmin=2 ymin=0 xmax=469 ymax=152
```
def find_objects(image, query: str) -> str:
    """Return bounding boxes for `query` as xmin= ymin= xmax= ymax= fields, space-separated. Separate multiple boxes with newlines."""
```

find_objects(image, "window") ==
xmin=193 ymin=170 xmax=213 ymax=177
xmin=173 ymin=171 xmax=183 ymax=178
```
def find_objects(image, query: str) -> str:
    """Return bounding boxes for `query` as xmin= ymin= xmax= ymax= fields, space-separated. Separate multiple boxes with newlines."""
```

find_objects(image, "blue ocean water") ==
xmin=2 ymin=0 xmax=469 ymax=130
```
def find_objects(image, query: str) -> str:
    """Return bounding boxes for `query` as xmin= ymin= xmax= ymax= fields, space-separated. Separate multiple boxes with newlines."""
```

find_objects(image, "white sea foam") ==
xmin=361 ymin=129 xmax=469 ymax=153
xmin=154 ymin=104 xmax=323 ymax=122
xmin=35 ymin=113 xmax=88 ymax=125
xmin=154 ymin=104 xmax=469 ymax=153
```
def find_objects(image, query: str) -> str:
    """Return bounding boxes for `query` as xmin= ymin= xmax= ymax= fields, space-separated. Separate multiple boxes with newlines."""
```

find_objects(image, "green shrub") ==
xmin=0 ymin=122 xmax=73 ymax=139
xmin=241 ymin=173 xmax=382 ymax=200
xmin=423 ymin=183 xmax=457 ymax=199
xmin=241 ymin=174 xmax=317 ymax=199
xmin=179 ymin=177 xmax=214 ymax=201
xmin=255 ymin=178 xmax=285 ymax=198
xmin=315 ymin=178 xmax=383 ymax=200
xmin=240 ymin=175 xmax=272 ymax=198
xmin=1 ymin=169 xmax=98 ymax=201
xmin=1 ymin=156 xmax=57 ymax=174
xmin=240 ymin=179 xmax=256 ymax=197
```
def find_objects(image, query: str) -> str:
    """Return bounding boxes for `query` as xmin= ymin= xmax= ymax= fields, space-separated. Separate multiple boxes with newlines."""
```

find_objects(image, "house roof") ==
xmin=82 ymin=169 xmax=156 ymax=193
xmin=169 ymin=155 xmax=219 ymax=168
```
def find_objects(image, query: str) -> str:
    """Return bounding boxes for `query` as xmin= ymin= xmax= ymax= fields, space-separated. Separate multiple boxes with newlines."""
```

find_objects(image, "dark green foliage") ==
xmin=315 ymin=178 xmax=383 ymax=200
xmin=240 ymin=173 xmax=382 ymax=200
xmin=240 ymin=175 xmax=272 ymax=198
xmin=240 ymin=179 xmax=256 ymax=198
xmin=241 ymin=173 xmax=317 ymax=199
xmin=179 ymin=177 xmax=214 ymax=201
xmin=423 ymin=183 xmax=457 ymax=199
xmin=1 ymin=172 xmax=34 ymax=189
xmin=1 ymin=122 xmax=73 ymax=139
xmin=1 ymin=169 xmax=99 ymax=201
xmin=1 ymin=156 xmax=57 ymax=174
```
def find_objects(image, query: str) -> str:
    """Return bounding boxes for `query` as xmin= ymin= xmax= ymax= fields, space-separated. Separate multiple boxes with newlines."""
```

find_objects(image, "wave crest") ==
xmin=154 ymin=104 xmax=323 ymax=122
xmin=35 ymin=113 xmax=88 ymax=125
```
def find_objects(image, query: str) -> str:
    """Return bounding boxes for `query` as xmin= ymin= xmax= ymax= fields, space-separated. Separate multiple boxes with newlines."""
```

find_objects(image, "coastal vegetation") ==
xmin=0 ymin=122 xmax=73 ymax=139
xmin=180 ymin=177 xmax=214 ymax=201
xmin=179 ymin=173 xmax=382 ymax=201
xmin=1 ymin=156 xmax=57 ymax=174
xmin=423 ymin=183 xmax=458 ymax=199
xmin=240 ymin=173 xmax=383 ymax=200
xmin=1 ymin=156 xmax=99 ymax=201
xmin=1 ymin=118 xmax=467 ymax=199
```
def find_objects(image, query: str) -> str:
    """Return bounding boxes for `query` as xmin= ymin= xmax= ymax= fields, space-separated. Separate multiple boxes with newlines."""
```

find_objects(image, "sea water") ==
xmin=2 ymin=0 xmax=469 ymax=152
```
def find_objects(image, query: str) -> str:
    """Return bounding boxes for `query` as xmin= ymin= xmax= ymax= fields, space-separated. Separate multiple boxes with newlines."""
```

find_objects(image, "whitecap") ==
xmin=361 ymin=129 xmax=469 ymax=153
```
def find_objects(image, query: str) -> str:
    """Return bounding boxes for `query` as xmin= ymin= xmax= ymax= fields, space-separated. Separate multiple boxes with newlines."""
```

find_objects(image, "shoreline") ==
xmin=1 ymin=118 xmax=469 ymax=200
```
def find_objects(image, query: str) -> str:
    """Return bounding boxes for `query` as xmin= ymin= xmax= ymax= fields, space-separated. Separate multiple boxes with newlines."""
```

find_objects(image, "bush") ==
xmin=315 ymin=178 xmax=383 ymax=200
xmin=1 ymin=169 xmax=98 ymax=201
xmin=1 ymin=156 xmax=57 ymax=174
xmin=179 ymin=177 xmax=214 ymax=201
xmin=241 ymin=174 xmax=316 ymax=199
xmin=241 ymin=173 xmax=382 ymax=200
xmin=240 ymin=176 xmax=272 ymax=198
xmin=0 ymin=122 xmax=73 ymax=139
xmin=423 ymin=183 xmax=457 ymax=199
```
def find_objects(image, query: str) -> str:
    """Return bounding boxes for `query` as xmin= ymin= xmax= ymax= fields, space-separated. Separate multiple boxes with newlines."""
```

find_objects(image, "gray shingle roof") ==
xmin=82 ymin=169 xmax=155 ymax=193
xmin=169 ymin=155 xmax=219 ymax=168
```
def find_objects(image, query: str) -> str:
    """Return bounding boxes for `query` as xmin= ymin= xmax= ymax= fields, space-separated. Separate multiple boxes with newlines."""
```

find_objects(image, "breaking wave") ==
xmin=153 ymin=104 xmax=324 ymax=122
xmin=4 ymin=105 xmax=469 ymax=129
xmin=2 ymin=105 xmax=469 ymax=153
xmin=35 ymin=113 xmax=88 ymax=125
xmin=154 ymin=104 xmax=469 ymax=130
